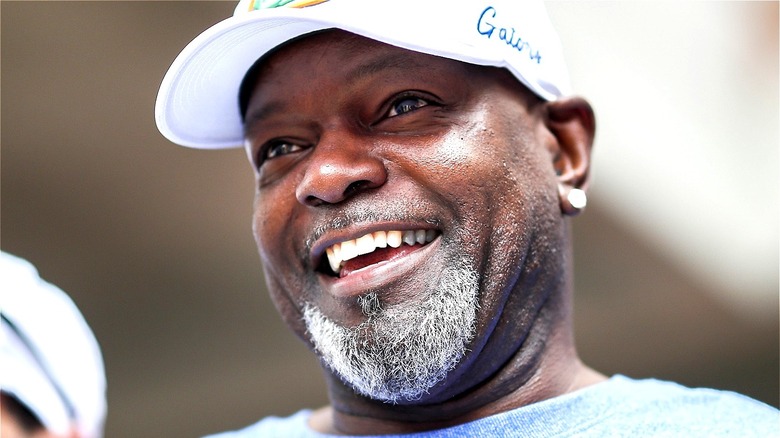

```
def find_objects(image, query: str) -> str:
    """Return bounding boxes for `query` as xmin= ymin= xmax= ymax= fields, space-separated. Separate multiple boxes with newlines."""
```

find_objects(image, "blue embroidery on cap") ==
xmin=477 ymin=6 xmax=542 ymax=64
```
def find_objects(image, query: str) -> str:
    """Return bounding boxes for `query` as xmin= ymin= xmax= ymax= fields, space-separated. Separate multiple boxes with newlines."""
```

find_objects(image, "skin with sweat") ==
xmin=243 ymin=30 xmax=603 ymax=435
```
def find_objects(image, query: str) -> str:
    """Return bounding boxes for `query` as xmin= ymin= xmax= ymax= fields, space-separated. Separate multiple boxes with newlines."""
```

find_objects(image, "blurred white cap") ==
xmin=0 ymin=252 xmax=107 ymax=438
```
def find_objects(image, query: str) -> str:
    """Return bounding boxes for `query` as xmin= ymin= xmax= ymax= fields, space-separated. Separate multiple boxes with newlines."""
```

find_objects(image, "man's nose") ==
xmin=295 ymin=132 xmax=387 ymax=206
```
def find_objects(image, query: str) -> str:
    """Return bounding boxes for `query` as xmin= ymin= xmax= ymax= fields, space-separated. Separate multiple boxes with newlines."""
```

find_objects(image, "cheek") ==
xmin=252 ymin=186 xmax=295 ymax=259
xmin=251 ymin=190 xmax=304 ymax=297
xmin=253 ymin=194 xmax=312 ymax=336
xmin=492 ymin=133 xmax=560 ymax=252
xmin=252 ymin=197 xmax=275 ymax=260
xmin=422 ymin=124 xmax=546 ymax=223
xmin=445 ymin=117 xmax=558 ymax=284
xmin=263 ymin=265 xmax=312 ymax=344
xmin=252 ymin=185 xmax=318 ymax=292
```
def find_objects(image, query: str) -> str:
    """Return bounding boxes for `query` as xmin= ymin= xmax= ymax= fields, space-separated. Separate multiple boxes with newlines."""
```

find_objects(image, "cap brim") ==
xmin=155 ymin=1 xmax=567 ymax=149
xmin=155 ymin=12 xmax=334 ymax=149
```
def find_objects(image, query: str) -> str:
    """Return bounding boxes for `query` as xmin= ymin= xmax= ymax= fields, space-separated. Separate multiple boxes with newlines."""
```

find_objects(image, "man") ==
xmin=0 ymin=252 xmax=107 ymax=438
xmin=155 ymin=0 xmax=779 ymax=435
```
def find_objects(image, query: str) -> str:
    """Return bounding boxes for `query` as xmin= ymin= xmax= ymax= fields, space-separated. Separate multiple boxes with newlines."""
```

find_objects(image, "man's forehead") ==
xmin=258 ymin=30 xmax=454 ymax=79
xmin=241 ymin=30 xmax=472 ymax=119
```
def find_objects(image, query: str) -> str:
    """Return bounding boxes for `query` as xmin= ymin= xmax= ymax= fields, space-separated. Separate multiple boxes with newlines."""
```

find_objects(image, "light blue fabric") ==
xmin=205 ymin=375 xmax=779 ymax=437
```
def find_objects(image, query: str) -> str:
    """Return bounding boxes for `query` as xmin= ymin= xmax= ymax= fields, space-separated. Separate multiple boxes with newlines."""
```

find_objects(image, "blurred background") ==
xmin=2 ymin=1 xmax=777 ymax=437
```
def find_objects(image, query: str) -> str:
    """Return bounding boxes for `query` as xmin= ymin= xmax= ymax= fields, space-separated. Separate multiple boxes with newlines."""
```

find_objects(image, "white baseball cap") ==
xmin=155 ymin=0 xmax=571 ymax=149
xmin=0 ymin=252 xmax=107 ymax=438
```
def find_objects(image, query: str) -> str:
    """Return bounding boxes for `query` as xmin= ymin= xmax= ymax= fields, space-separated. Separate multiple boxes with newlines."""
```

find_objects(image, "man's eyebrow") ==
xmin=344 ymin=53 xmax=428 ymax=83
xmin=244 ymin=53 xmax=429 ymax=134
xmin=244 ymin=100 xmax=286 ymax=138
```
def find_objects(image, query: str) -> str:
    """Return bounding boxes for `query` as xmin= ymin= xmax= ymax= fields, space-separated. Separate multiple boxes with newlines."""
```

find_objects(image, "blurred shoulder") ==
xmin=202 ymin=410 xmax=316 ymax=438
xmin=599 ymin=375 xmax=779 ymax=436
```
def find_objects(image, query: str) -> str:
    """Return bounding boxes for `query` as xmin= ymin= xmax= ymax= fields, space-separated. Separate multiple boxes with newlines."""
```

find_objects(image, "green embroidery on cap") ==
xmin=249 ymin=0 xmax=328 ymax=10
xmin=261 ymin=0 xmax=295 ymax=8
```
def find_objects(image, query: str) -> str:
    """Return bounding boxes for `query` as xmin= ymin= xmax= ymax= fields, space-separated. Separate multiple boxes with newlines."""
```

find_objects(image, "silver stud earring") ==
xmin=559 ymin=185 xmax=587 ymax=216
xmin=567 ymin=188 xmax=587 ymax=210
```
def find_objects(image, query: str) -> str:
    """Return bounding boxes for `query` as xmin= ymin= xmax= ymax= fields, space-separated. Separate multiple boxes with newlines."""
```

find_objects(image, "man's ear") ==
xmin=542 ymin=97 xmax=596 ymax=216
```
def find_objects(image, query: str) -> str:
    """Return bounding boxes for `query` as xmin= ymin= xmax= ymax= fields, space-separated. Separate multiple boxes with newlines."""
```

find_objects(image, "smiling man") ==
xmin=155 ymin=0 xmax=778 ymax=436
xmin=241 ymin=29 xmax=599 ymax=415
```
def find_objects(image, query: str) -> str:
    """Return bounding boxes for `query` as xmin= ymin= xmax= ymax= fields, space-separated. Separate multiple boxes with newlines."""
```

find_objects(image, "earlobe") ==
xmin=543 ymin=97 xmax=596 ymax=216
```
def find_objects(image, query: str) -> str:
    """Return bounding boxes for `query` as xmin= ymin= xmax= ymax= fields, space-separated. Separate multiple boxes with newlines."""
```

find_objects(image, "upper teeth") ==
xmin=325 ymin=229 xmax=436 ymax=274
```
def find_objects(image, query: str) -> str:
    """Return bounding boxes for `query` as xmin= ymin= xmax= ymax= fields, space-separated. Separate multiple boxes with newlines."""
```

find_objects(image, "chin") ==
xmin=304 ymin=256 xmax=480 ymax=404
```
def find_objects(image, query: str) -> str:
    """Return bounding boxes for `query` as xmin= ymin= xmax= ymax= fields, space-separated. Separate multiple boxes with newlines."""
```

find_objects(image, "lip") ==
xmin=318 ymin=235 xmax=441 ymax=298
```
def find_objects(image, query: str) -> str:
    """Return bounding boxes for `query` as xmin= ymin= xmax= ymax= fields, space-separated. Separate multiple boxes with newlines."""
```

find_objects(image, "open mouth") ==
xmin=318 ymin=229 xmax=439 ymax=278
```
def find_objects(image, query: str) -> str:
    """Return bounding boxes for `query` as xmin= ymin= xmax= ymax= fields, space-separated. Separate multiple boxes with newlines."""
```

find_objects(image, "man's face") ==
xmin=244 ymin=31 xmax=566 ymax=403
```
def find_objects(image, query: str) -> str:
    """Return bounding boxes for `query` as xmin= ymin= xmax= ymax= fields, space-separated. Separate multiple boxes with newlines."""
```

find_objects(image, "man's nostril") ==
xmin=305 ymin=195 xmax=324 ymax=207
xmin=344 ymin=180 xmax=371 ymax=198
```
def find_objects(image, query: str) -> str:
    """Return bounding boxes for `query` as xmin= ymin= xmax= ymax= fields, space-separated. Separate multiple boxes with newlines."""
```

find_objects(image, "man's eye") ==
xmin=264 ymin=141 xmax=303 ymax=160
xmin=387 ymin=96 xmax=429 ymax=117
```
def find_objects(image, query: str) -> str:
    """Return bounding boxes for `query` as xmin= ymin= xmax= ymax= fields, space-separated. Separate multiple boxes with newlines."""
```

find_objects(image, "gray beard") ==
xmin=303 ymin=262 xmax=479 ymax=403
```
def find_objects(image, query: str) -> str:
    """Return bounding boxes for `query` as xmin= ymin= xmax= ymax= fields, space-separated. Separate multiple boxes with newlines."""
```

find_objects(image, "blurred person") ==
xmin=155 ymin=0 xmax=779 ymax=436
xmin=0 ymin=252 xmax=106 ymax=438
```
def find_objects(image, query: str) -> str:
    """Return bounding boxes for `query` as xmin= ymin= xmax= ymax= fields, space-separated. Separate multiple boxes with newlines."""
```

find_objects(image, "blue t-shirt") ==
xmin=206 ymin=375 xmax=779 ymax=437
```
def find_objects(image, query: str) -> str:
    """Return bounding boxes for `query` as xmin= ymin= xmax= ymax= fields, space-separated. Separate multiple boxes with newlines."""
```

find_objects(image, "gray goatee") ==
xmin=303 ymin=261 xmax=479 ymax=402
